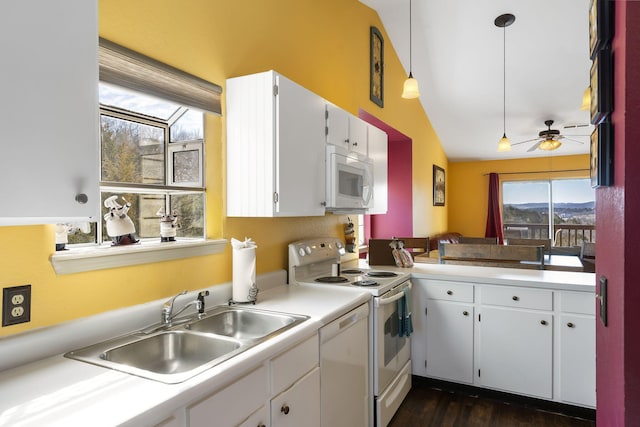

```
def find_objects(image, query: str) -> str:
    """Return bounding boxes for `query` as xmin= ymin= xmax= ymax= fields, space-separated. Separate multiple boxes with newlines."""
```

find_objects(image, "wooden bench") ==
xmin=439 ymin=242 xmax=545 ymax=270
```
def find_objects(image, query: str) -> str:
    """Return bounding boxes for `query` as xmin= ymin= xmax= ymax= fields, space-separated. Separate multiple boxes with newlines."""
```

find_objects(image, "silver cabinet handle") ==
xmin=281 ymin=404 xmax=290 ymax=415
xmin=567 ymin=322 xmax=575 ymax=328
xmin=540 ymin=320 xmax=548 ymax=326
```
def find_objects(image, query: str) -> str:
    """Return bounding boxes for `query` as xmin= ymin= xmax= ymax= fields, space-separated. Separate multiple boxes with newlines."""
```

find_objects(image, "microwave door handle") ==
xmin=363 ymin=166 xmax=373 ymax=206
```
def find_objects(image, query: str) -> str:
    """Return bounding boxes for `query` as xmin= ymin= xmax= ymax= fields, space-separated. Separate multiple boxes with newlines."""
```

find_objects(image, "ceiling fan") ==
xmin=512 ymin=120 xmax=588 ymax=152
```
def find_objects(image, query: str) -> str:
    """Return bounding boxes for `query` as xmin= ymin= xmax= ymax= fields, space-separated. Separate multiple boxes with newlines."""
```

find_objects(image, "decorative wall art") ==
xmin=433 ymin=165 xmax=445 ymax=206
xmin=589 ymin=0 xmax=614 ymax=60
xmin=590 ymin=120 xmax=613 ymax=188
xmin=590 ymin=46 xmax=613 ymax=125
xmin=370 ymin=26 xmax=384 ymax=108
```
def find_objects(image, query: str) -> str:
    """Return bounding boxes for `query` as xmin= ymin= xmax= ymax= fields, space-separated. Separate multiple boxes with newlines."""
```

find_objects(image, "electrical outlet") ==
xmin=2 ymin=285 xmax=31 ymax=326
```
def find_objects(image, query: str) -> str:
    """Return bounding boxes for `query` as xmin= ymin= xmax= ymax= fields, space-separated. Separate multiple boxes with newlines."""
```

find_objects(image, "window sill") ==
xmin=50 ymin=239 xmax=228 ymax=275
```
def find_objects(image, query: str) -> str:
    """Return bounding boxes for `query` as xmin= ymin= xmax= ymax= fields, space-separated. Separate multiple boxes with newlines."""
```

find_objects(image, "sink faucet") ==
xmin=161 ymin=290 xmax=210 ymax=325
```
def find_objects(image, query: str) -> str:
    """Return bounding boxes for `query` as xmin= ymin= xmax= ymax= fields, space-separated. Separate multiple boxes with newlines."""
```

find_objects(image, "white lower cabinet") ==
xmin=412 ymin=280 xmax=474 ymax=384
xmin=188 ymin=366 xmax=269 ymax=427
xmin=412 ymin=279 xmax=595 ymax=408
xmin=270 ymin=367 xmax=320 ymax=427
xmin=477 ymin=306 xmax=553 ymax=399
xmin=558 ymin=292 xmax=596 ymax=408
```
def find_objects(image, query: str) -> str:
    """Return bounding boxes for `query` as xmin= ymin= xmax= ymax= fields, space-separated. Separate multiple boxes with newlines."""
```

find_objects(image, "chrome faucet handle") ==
xmin=162 ymin=290 xmax=188 ymax=324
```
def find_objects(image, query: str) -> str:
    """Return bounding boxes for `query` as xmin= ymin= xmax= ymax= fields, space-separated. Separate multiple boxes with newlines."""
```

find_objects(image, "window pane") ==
xmin=552 ymin=179 xmax=596 ymax=245
xmin=101 ymin=115 xmax=165 ymax=185
xmin=171 ymin=194 xmax=205 ymax=238
xmin=101 ymin=192 xmax=165 ymax=242
xmin=170 ymin=109 xmax=204 ymax=141
xmin=99 ymin=82 xmax=182 ymax=121
xmin=172 ymin=149 xmax=201 ymax=184
xmin=502 ymin=181 xmax=550 ymax=239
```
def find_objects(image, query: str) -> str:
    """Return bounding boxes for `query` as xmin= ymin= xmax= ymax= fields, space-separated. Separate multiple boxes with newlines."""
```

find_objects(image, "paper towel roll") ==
xmin=232 ymin=245 xmax=257 ymax=302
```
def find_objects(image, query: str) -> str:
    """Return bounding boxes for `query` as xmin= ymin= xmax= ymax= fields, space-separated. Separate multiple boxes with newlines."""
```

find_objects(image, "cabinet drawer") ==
xmin=271 ymin=333 xmax=319 ymax=396
xmin=481 ymin=285 xmax=552 ymax=310
xmin=424 ymin=281 xmax=474 ymax=303
xmin=560 ymin=291 xmax=595 ymax=315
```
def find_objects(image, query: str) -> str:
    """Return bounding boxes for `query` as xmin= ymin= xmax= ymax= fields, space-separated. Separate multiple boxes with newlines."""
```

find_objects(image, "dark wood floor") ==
xmin=388 ymin=378 xmax=596 ymax=427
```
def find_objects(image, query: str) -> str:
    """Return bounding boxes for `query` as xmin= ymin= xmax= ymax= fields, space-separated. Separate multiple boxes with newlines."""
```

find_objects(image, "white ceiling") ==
xmin=360 ymin=0 xmax=593 ymax=161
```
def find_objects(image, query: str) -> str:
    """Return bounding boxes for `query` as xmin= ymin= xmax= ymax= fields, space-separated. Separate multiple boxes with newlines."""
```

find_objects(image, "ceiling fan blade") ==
xmin=527 ymin=141 xmax=543 ymax=152
xmin=512 ymin=138 xmax=540 ymax=146
xmin=562 ymin=137 xmax=585 ymax=145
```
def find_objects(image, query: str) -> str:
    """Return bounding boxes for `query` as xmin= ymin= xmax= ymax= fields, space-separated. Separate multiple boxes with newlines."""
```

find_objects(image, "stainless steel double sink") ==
xmin=64 ymin=306 xmax=308 ymax=384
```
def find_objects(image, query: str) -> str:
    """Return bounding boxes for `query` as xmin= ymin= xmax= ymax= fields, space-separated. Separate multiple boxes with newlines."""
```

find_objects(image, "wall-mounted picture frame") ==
xmin=590 ymin=120 xmax=613 ymax=188
xmin=370 ymin=26 xmax=384 ymax=108
xmin=589 ymin=0 xmax=614 ymax=60
xmin=433 ymin=165 xmax=445 ymax=206
xmin=590 ymin=46 xmax=613 ymax=125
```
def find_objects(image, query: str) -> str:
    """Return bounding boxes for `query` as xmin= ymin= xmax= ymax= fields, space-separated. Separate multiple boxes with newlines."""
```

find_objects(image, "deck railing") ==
xmin=503 ymin=223 xmax=596 ymax=246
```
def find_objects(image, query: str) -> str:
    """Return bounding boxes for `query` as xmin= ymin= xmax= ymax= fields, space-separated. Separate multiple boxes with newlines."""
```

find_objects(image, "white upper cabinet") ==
xmin=226 ymin=71 xmax=326 ymax=217
xmin=367 ymin=124 xmax=388 ymax=215
xmin=0 ymin=0 xmax=100 ymax=225
xmin=325 ymin=103 xmax=368 ymax=157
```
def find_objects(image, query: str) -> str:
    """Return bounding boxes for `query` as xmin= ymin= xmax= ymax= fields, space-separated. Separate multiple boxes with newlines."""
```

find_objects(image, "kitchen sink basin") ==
xmin=65 ymin=306 xmax=308 ymax=383
xmin=103 ymin=331 xmax=241 ymax=375
xmin=184 ymin=306 xmax=306 ymax=340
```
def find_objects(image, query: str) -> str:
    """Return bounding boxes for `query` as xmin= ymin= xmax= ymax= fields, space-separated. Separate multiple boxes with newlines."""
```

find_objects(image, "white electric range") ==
xmin=288 ymin=238 xmax=412 ymax=427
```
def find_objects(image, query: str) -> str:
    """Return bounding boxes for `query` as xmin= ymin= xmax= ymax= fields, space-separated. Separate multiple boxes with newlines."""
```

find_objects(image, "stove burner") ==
xmin=315 ymin=276 xmax=349 ymax=283
xmin=366 ymin=271 xmax=398 ymax=278
xmin=342 ymin=269 xmax=364 ymax=275
xmin=352 ymin=279 xmax=379 ymax=287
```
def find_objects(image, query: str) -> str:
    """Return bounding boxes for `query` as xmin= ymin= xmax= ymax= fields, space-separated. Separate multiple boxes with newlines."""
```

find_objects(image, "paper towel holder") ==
xmin=228 ymin=283 xmax=258 ymax=306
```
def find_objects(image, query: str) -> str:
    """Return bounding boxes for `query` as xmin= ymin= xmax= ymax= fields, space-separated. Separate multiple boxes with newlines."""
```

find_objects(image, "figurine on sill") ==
xmin=157 ymin=207 xmax=179 ymax=242
xmin=104 ymin=195 xmax=139 ymax=246
xmin=54 ymin=222 xmax=91 ymax=251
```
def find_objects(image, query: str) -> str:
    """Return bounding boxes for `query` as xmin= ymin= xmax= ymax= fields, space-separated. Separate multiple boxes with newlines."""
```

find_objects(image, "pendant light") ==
xmin=401 ymin=0 xmax=420 ymax=99
xmin=495 ymin=13 xmax=515 ymax=152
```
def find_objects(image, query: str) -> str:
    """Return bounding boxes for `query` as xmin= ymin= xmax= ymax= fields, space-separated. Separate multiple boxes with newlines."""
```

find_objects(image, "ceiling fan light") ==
xmin=402 ymin=74 xmax=420 ymax=99
xmin=580 ymin=86 xmax=591 ymax=110
xmin=497 ymin=134 xmax=511 ymax=152
xmin=538 ymin=138 xmax=562 ymax=151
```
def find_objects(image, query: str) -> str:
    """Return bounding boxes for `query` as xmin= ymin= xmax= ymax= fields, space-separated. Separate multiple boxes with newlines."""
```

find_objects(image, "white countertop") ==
xmin=0 ymin=262 xmax=594 ymax=426
xmin=359 ymin=259 xmax=596 ymax=292
xmin=0 ymin=279 xmax=370 ymax=427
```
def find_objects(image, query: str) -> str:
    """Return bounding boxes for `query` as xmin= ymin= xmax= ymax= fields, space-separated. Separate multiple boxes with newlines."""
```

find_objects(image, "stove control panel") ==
xmin=288 ymin=238 xmax=345 ymax=267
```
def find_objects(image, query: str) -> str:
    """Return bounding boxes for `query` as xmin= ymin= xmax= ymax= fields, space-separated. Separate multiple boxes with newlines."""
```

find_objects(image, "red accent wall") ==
xmin=596 ymin=2 xmax=640 ymax=425
xmin=359 ymin=110 xmax=413 ymax=240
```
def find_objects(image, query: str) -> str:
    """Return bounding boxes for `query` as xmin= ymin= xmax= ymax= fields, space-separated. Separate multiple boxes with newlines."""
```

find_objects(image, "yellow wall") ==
xmin=448 ymin=154 xmax=591 ymax=237
xmin=0 ymin=0 xmax=444 ymax=337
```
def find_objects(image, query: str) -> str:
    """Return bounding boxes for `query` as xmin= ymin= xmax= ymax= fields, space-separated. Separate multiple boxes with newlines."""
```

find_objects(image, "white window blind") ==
xmin=99 ymin=37 xmax=222 ymax=115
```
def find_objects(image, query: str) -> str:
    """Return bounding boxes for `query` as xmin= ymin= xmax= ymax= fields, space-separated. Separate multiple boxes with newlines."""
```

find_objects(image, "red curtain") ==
xmin=485 ymin=173 xmax=504 ymax=244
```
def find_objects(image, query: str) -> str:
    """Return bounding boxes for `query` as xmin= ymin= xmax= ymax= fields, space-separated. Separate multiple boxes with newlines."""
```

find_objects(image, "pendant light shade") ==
xmin=401 ymin=0 xmax=420 ymax=99
xmin=580 ymin=86 xmax=591 ymax=110
xmin=495 ymin=13 xmax=515 ymax=152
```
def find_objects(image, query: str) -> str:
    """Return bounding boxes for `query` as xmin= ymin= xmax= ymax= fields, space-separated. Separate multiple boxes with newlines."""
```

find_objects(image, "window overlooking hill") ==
xmin=502 ymin=179 xmax=595 ymax=246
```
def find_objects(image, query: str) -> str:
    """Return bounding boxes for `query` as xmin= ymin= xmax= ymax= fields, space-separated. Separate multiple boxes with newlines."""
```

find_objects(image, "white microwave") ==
xmin=325 ymin=145 xmax=373 ymax=212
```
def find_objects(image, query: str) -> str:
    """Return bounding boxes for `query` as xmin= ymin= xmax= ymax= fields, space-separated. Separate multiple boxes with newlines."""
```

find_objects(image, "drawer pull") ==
xmin=447 ymin=290 xmax=453 ymax=295
xmin=540 ymin=320 xmax=548 ymax=326
xmin=463 ymin=311 xmax=469 ymax=316
xmin=281 ymin=404 xmax=290 ymax=415
xmin=512 ymin=296 xmax=519 ymax=301
xmin=258 ymin=425 xmax=266 ymax=427
xmin=567 ymin=322 xmax=575 ymax=328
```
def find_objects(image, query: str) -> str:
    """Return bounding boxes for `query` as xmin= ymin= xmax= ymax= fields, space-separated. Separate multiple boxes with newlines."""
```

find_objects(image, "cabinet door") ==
xmin=271 ymin=367 xmax=320 ymax=427
xmin=424 ymin=300 xmax=474 ymax=384
xmin=239 ymin=405 xmax=269 ymax=427
xmin=274 ymin=74 xmax=326 ymax=216
xmin=559 ymin=314 xmax=596 ymax=407
xmin=189 ymin=366 xmax=268 ymax=427
xmin=367 ymin=124 xmax=388 ymax=215
xmin=0 ymin=0 xmax=99 ymax=225
xmin=477 ymin=307 xmax=552 ymax=399
xmin=348 ymin=116 xmax=368 ymax=156
xmin=325 ymin=103 xmax=349 ymax=149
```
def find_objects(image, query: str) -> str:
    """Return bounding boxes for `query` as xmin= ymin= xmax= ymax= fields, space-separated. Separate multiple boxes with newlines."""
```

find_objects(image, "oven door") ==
xmin=373 ymin=281 xmax=412 ymax=395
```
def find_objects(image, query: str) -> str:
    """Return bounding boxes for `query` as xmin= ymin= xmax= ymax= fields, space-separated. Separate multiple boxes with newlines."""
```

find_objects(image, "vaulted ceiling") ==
xmin=360 ymin=0 xmax=593 ymax=161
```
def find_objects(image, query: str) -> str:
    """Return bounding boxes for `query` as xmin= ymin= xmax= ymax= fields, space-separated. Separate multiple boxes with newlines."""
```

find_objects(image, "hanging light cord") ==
xmin=502 ymin=23 xmax=506 ymax=137
xmin=409 ymin=0 xmax=413 ymax=75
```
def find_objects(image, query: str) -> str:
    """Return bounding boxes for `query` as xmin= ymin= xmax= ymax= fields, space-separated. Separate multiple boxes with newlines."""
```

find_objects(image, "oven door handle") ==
xmin=375 ymin=284 xmax=411 ymax=308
